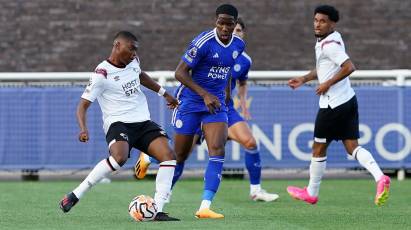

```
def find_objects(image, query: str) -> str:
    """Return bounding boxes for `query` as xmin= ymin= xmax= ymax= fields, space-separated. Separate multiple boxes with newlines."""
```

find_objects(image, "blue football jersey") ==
xmin=231 ymin=51 xmax=252 ymax=91
xmin=177 ymin=28 xmax=245 ymax=112
xmin=227 ymin=52 xmax=252 ymax=108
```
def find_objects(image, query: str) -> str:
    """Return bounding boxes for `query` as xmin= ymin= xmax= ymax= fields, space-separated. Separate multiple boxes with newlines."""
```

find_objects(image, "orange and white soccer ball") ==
xmin=128 ymin=195 xmax=158 ymax=222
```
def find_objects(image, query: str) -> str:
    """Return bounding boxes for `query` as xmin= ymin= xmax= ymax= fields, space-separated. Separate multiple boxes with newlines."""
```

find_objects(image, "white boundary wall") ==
xmin=0 ymin=70 xmax=410 ymax=86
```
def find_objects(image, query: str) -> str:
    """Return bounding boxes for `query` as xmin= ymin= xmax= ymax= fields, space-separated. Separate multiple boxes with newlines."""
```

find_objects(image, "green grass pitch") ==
xmin=1 ymin=179 xmax=410 ymax=229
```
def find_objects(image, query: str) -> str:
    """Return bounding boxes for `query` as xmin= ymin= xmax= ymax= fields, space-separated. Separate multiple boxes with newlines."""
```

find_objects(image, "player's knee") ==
xmin=175 ymin=151 xmax=189 ymax=163
xmin=111 ymin=153 xmax=128 ymax=166
xmin=158 ymin=149 xmax=176 ymax=162
xmin=344 ymin=142 xmax=358 ymax=155
xmin=208 ymin=144 xmax=225 ymax=155
xmin=242 ymin=136 xmax=257 ymax=150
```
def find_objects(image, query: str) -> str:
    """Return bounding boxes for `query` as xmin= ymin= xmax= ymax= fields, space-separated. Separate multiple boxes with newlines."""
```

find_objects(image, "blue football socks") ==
xmin=245 ymin=148 xmax=261 ymax=185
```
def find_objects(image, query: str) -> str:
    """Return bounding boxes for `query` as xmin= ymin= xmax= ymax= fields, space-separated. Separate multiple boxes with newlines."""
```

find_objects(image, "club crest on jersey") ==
xmin=175 ymin=119 xmax=183 ymax=128
xmin=232 ymin=50 xmax=239 ymax=59
xmin=234 ymin=64 xmax=241 ymax=72
xmin=120 ymin=133 xmax=129 ymax=141
xmin=188 ymin=47 xmax=198 ymax=58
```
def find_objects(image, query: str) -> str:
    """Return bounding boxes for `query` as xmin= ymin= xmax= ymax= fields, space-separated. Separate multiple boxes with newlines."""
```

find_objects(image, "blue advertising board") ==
xmin=0 ymin=86 xmax=410 ymax=169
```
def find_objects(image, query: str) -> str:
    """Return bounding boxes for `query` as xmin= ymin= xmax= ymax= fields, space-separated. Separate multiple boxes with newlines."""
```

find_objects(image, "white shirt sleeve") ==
xmin=323 ymin=41 xmax=350 ymax=66
xmin=81 ymin=72 xmax=105 ymax=102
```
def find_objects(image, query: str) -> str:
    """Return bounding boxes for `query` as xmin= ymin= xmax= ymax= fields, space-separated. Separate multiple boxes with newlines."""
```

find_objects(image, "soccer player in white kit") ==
xmin=286 ymin=5 xmax=390 ymax=206
xmin=59 ymin=31 xmax=180 ymax=221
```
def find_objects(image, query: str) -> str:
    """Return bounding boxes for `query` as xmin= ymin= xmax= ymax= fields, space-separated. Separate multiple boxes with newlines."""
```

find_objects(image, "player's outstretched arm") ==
xmin=139 ymin=71 xmax=178 ymax=109
xmin=76 ymin=98 xmax=92 ymax=142
xmin=139 ymin=71 xmax=165 ymax=93
xmin=175 ymin=60 xmax=221 ymax=114
xmin=288 ymin=69 xmax=318 ymax=90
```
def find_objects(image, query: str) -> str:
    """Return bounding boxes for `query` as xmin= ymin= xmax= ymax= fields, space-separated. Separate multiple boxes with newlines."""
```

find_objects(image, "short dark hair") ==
xmin=236 ymin=17 xmax=246 ymax=30
xmin=314 ymin=5 xmax=339 ymax=22
xmin=114 ymin=31 xmax=138 ymax=42
xmin=216 ymin=4 xmax=238 ymax=20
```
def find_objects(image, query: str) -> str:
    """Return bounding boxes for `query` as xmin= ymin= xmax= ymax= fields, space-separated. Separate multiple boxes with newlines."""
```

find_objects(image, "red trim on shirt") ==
xmin=95 ymin=68 xmax=107 ymax=78
xmin=321 ymin=40 xmax=341 ymax=49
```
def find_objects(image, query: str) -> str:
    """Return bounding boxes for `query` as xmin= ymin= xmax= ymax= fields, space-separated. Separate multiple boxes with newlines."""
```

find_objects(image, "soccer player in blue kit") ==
xmin=135 ymin=18 xmax=279 ymax=207
xmin=221 ymin=18 xmax=279 ymax=202
xmin=171 ymin=4 xmax=244 ymax=218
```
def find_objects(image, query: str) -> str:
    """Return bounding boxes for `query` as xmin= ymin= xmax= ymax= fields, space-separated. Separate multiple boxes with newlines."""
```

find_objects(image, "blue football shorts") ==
xmin=172 ymin=109 xmax=228 ymax=135
xmin=227 ymin=104 xmax=245 ymax=127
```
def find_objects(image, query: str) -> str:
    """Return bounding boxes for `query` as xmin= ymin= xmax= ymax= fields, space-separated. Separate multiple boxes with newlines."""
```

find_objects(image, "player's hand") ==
xmin=242 ymin=106 xmax=252 ymax=120
xmin=316 ymin=82 xmax=331 ymax=95
xmin=164 ymin=94 xmax=179 ymax=109
xmin=202 ymin=93 xmax=221 ymax=114
xmin=78 ymin=130 xmax=89 ymax=142
xmin=288 ymin=77 xmax=304 ymax=89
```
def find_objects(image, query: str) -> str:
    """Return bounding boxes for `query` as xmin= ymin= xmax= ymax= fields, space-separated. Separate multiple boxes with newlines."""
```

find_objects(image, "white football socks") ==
xmin=307 ymin=156 xmax=327 ymax=197
xmin=199 ymin=200 xmax=211 ymax=210
xmin=353 ymin=146 xmax=384 ymax=182
xmin=250 ymin=184 xmax=262 ymax=195
xmin=73 ymin=156 xmax=120 ymax=199
xmin=154 ymin=160 xmax=176 ymax=212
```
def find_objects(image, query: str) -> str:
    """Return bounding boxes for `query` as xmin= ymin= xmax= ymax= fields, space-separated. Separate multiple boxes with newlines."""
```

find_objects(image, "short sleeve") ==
xmin=322 ymin=41 xmax=349 ymax=66
xmin=181 ymin=41 xmax=207 ymax=68
xmin=238 ymin=60 xmax=251 ymax=81
xmin=81 ymin=69 xmax=106 ymax=102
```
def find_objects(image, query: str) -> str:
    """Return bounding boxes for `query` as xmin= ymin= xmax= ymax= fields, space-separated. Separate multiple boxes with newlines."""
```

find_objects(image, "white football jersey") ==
xmin=315 ymin=31 xmax=355 ymax=109
xmin=81 ymin=59 xmax=151 ymax=134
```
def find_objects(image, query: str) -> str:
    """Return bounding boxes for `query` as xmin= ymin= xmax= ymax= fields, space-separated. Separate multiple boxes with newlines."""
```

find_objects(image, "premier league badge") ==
xmin=188 ymin=47 xmax=198 ymax=58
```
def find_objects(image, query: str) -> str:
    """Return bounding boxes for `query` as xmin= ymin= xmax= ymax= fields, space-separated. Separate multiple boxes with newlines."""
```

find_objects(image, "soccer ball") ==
xmin=128 ymin=195 xmax=158 ymax=222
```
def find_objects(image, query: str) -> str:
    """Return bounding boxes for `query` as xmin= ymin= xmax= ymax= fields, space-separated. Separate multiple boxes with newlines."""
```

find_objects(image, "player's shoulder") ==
xmin=232 ymin=34 xmax=245 ymax=47
xmin=230 ymin=34 xmax=245 ymax=55
xmin=127 ymin=58 xmax=141 ymax=69
xmin=191 ymin=29 xmax=215 ymax=48
xmin=328 ymin=31 xmax=344 ymax=42
xmin=93 ymin=60 xmax=111 ymax=78
xmin=321 ymin=31 xmax=344 ymax=49
xmin=240 ymin=51 xmax=252 ymax=64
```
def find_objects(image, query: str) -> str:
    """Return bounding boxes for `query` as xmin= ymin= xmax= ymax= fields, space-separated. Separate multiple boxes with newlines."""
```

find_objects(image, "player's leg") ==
xmin=287 ymin=108 xmax=331 ymax=204
xmin=134 ymin=152 xmax=155 ymax=179
xmin=135 ymin=132 xmax=200 ymax=181
xmin=171 ymin=111 xmax=202 ymax=189
xmin=173 ymin=134 xmax=194 ymax=186
xmin=287 ymin=141 xmax=329 ymax=204
xmin=195 ymin=118 xmax=227 ymax=219
xmin=135 ymin=133 xmax=201 ymax=207
xmin=228 ymin=120 xmax=279 ymax=202
xmin=143 ymin=134 xmax=179 ymax=221
xmin=171 ymin=131 xmax=202 ymax=186
xmin=342 ymin=96 xmax=390 ymax=206
xmin=343 ymin=139 xmax=390 ymax=206
xmin=59 ymin=123 xmax=129 ymax=212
